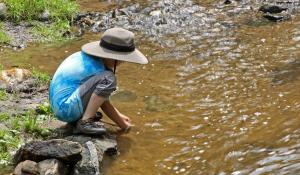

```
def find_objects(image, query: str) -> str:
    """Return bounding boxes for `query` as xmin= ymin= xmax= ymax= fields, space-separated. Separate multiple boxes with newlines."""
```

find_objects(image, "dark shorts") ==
xmin=79 ymin=70 xmax=117 ymax=112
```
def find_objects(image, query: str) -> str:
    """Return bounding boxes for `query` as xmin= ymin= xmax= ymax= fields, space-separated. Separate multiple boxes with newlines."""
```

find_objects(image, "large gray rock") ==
xmin=0 ymin=3 xmax=7 ymax=19
xmin=65 ymin=135 xmax=118 ymax=157
xmin=72 ymin=141 xmax=100 ymax=175
xmin=93 ymin=136 xmax=118 ymax=156
xmin=13 ymin=139 xmax=82 ymax=165
xmin=65 ymin=135 xmax=117 ymax=175
xmin=38 ymin=159 xmax=68 ymax=175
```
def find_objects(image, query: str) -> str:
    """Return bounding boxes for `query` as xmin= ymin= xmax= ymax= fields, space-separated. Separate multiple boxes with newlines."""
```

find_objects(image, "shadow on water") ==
xmin=271 ymin=59 xmax=300 ymax=85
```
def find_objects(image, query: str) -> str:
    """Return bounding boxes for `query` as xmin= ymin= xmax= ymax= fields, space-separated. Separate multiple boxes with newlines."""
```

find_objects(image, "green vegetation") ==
xmin=0 ymin=129 xmax=21 ymax=166
xmin=0 ymin=23 xmax=10 ymax=44
xmin=4 ymin=0 xmax=79 ymax=42
xmin=0 ymin=106 xmax=54 ymax=166
xmin=5 ymin=0 xmax=79 ymax=22
xmin=36 ymin=102 xmax=53 ymax=117
xmin=23 ymin=110 xmax=51 ymax=136
xmin=0 ymin=90 xmax=8 ymax=101
xmin=32 ymin=20 xmax=70 ymax=41
xmin=32 ymin=68 xmax=51 ymax=85
xmin=0 ymin=113 xmax=9 ymax=122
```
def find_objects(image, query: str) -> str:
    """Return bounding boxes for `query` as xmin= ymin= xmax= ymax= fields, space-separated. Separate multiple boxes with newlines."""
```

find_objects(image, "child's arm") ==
xmin=101 ymin=100 xmax=132 ymax=130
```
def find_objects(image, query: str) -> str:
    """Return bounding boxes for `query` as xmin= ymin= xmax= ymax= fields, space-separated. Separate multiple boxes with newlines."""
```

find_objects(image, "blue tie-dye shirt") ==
xmin=49 ymin=51 xmax=106 ymax=122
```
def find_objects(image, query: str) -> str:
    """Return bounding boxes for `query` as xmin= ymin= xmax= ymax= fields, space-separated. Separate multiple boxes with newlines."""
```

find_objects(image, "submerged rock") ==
xmin=144 ymin=95 xmax=172 ymax=112
xmin=259 ymin=5 xmax=287 ymax=14
xmin=13 ymin=139 xmax=82 ymax=165
xmin=263 ymin=13 xmax=290 ymax=22
xmin=111 ymin=90 xmax=137 ymax=102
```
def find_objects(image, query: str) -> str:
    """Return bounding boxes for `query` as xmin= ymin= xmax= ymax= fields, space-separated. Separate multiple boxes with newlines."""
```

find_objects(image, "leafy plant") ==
xmin=22 ymin=110 xmax=51 ymax=137
xmin=36 ymin=102 xmax=53 ymax=117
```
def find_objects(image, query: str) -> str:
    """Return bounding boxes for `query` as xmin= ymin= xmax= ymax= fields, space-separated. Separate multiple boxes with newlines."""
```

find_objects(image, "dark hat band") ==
xmin=100 ymin=39 xmax=135 ymax=52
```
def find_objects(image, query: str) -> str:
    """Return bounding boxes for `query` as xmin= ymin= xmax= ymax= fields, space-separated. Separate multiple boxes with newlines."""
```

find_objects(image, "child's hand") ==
xmin=121 ymin=114 xmax=131 ymax=123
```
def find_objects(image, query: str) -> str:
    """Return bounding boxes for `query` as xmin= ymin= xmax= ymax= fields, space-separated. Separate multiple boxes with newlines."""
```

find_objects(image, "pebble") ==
xmin=150 ymin=10 xmax=162 ymax=17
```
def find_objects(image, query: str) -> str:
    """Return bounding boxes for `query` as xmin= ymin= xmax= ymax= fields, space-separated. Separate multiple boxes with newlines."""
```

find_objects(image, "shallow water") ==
xmin=1 ymin=0 xmax=300 ymax=174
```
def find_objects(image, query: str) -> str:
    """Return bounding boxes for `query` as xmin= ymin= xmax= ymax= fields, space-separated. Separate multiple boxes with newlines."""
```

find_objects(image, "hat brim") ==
xmin=82 ymin=41 xmax=148 ymax=64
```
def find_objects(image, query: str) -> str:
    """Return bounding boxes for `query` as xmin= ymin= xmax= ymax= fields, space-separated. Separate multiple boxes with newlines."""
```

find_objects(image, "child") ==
xmin=49 ymin=27 xmax=148 ymax=135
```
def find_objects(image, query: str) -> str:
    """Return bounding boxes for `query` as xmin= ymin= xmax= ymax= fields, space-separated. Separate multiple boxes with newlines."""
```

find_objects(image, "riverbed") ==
xmin=1 ymin=0 xmax=300 ymax=174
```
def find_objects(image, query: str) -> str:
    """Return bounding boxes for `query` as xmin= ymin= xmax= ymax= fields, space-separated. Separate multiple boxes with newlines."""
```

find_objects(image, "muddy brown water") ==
xmin=1 ymin=0 xmax=300 ymax=175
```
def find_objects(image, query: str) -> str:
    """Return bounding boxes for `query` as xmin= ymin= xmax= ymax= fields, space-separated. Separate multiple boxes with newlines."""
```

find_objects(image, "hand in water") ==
xmin=119 ymin=114 xmax=133 ymax=133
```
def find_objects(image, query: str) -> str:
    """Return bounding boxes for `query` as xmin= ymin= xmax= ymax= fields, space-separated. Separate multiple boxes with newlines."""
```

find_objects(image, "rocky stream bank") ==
xmin=0 ymin=68 xmax=118 ymax=175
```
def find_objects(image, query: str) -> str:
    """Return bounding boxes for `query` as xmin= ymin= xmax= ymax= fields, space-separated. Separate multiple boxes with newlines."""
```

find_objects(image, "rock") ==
xmin=144 ymin=95 xmax=171 ymax=112
xmin=259 ymin=5 xmax=287 ymax=14
xmin=224 ymin=0 xmax=232 ymax=4
xmin=92 ymin=136 xmax=118 ymax=156
xmin=0 ymin=68 xmax=32 ymax=85
xmin=263 ymin=14 xmax=290 ymax=22
xmin=65 ymin=135 xmax=117 ymax=156
xmin=13 ymin=139 xmax=82 ymax=165
xmin=110 ymin=90 xmax=137 ymax=102
xmin=150 ymin=10 xmax=162 ymax=17
xmin=39 ymin=10 xmax=50 ymax=21
xmin=72 ymin=141 xmax=100 ymax=175
xmin=65 ymin=135 xmax=93 ymax=145
xmin=21 ymin=160 xmax=39 ymax=175
xmin=0 ymin=68 xmax=36 ymax=92
xmin=0 ymin=3 xmax=7 ymax=19
xmin=13 ymin=161 xmax=23 ymax=175
xmin=13 ymin=160 xmax=38 ymax=175
xmin=38 ymin=159 xmax=68 ymax=175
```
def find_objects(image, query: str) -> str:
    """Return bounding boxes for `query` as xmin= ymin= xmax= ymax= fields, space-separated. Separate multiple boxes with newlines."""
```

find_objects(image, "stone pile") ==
xmin=13 ymin=137 xmax=117 ymax=175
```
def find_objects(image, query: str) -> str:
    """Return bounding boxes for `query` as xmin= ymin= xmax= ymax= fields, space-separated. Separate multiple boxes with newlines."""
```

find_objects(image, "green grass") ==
xmin=5 ymin=0 xmax=79 ymax=22
xmin=0 ymin=23 xmax=10 ymax=44
xmin=0 ymin=129 xmax=21 ymax=166
xmin=32 ymin=68 xmax=51 ymax=85
xmin=4 ymin=0 xmax=79 ymax=42
xmin=0 ymin=113 xmax=9 ymax=122
xmin=0 ymin=107 xmax=54 ymax=166
xmin=23 ymin=110 xmax=51 ymax=137
xmin=32 ymin=20 xmax=71 ymax=41
xmin=36 ymin=102 xmax=53 ymax=116
xmin=0 ymin=90 xmax=8 ymax=101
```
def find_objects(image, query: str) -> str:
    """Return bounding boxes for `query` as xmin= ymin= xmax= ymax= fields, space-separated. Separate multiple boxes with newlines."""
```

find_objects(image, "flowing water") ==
xmin=1 ymin=0 xmax=300 ymax=174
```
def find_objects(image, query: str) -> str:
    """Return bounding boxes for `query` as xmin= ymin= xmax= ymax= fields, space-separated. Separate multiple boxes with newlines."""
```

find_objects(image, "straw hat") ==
xmin=82 ymin=27 xmax=148 ymax=64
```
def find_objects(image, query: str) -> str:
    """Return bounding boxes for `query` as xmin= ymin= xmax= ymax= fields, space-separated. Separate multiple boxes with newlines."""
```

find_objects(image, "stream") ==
xmin=1 ymin=0 xmax=300 ymax=174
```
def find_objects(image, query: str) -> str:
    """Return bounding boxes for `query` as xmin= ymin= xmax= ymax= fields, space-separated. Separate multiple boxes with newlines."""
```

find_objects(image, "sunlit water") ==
xmin=1 ymin=0 xmax=300 ymax=174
